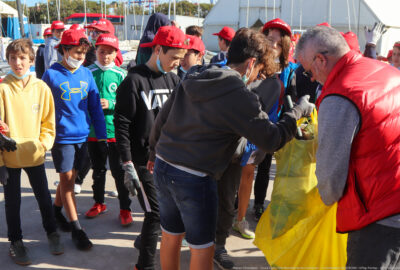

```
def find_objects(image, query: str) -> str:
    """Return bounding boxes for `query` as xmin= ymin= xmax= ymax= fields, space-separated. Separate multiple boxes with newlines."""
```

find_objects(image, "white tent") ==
xmin=203 ymin=0 xmax=400 ymax=56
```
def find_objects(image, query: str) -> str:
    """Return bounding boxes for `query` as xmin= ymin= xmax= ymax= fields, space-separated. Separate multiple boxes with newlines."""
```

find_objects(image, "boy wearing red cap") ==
xmin=210 ymin=26 xmax=235 ymax=66
xmin=178 ymin=34 xmax=205 ymax=79
xmin=85 ymin=34 xmax=132 ymax=226
xmin=114 ymin=25 xmax=187 ymax=270
xmin=35 ymin=28 xmax=52 ymax=79
xmin=42 ymin=29 xmax=107 ymax=251
xmin=44 ymin=21 xmax=65 ymax=71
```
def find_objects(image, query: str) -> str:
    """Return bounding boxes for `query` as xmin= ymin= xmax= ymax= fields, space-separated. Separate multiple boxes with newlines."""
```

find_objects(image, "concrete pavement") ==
xmin=0 ymin=152 xmax=273 ymax=270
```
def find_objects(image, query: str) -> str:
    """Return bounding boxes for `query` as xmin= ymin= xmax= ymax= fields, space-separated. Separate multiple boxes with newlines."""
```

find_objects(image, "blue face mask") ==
xmin=179 ymin=66 xmax=188 ymax=74
xmin=156 ymin=55 xmax=167 ymax=74
xmin=242 ymin=63 xmax=254 ymax=85
xmin=9 ymin=70 xmax=30 ymax=80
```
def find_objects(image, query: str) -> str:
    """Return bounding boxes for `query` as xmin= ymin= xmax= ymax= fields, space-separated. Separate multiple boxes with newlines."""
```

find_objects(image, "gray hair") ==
xmin=296 ymin=26 xmax=349 ymax=59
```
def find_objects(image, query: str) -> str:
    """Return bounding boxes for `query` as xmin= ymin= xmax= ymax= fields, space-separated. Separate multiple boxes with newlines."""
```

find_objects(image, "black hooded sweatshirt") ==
xmin=114 ymin=64 xmax=180 ymax=165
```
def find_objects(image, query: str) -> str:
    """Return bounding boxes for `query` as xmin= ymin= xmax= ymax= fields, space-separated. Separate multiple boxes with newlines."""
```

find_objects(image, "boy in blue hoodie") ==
xmin=42 ymin=29 xmax=107 ymax=251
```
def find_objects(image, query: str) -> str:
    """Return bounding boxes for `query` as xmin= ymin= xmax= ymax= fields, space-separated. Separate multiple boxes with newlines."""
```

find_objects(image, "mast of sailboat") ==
xmin=16 ymin=0 xmax=25 ymax=37
xmin=168 ymin=0 xmax=171 ymax=20
xmin=46 ymin=0 xmax=50 ymax=24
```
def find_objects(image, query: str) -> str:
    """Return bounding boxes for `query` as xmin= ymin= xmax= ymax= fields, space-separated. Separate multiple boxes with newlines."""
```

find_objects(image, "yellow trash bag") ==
xmin=254 ymin=111 xmax=347 ymax=269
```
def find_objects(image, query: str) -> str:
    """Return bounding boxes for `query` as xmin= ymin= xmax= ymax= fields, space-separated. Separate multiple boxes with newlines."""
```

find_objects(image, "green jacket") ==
xmin=88 ymin=63 xmax=127 ymax=139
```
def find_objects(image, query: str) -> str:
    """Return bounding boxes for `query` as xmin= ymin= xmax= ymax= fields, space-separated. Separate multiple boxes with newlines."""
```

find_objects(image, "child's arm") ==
xmin=39 ymin=84 xmax=56 ymax=151
xmin=87 ymin=74 xmax=107 ymax=140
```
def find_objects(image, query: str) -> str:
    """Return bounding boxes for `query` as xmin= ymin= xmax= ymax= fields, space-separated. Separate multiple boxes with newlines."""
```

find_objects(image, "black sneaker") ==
xmin=214 ymin=248 xmax=234 ymax=270
xmin=254 ymin=204 xmax=265 ymax=221
xmin=9 ymin=240 xmax=31 ymax=265
xmin=47 ymin=231 xmax=64 ymax=255
xmin=72 ymin=229 xmax=93 ymax=250
xmin=54 ymin=211 xmax=72 ymax=232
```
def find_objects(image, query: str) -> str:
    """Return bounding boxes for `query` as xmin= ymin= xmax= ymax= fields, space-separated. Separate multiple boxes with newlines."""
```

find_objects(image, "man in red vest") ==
xmin=296 ymin=26 xmax=400 ymax=268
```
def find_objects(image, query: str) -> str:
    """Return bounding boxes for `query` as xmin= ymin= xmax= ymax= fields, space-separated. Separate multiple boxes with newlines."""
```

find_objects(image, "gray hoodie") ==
xmin=149 ymin=66 xmax=302 ymax=179
xmin=44 ymin=37 xmax=62 ymax=71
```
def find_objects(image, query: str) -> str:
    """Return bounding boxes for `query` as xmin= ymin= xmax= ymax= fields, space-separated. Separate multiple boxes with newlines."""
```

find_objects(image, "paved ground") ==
xmin=0 ymin=152 xmax=275 ymax=270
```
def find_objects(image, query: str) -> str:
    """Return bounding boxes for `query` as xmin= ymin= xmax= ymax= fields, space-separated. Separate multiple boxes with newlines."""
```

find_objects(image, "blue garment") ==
xmin=210 ymin=52 xmax=228 ymax=66
xmin=42 ymin=63 xmax=107 ymax=144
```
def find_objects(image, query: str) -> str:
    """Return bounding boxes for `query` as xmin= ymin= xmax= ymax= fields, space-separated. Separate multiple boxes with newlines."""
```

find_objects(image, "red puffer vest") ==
xmin=316 ymin=50 xmax=400 ymax=233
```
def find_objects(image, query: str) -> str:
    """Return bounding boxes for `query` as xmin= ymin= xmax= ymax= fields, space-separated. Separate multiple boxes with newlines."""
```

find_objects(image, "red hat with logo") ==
xmin=317 ymin=22 xmax=331 ymax=28
xmin=55 ymin=29 xmax=88 ymax=48
xmin=70 ymin=24 xmax=85 ymax=32
xmin=51 ymin=20 xmax=65 ymax=30
xmin=387 ymin=49 xmax=393 ymax=59
xmin=186 ymin=34 xmax=205 ymax=54
xmin=140 ymin=26 xmax=189 ymax=49
xmin=262 ymin=18 xmax=291 ymax=37
xmin=93 ymin=18 xmax=115 ymax=35
xmin=43 ymin=28 xmax=52 ymax=37
xmin=85 ymin=20 xmax=97 ymax=29
xmin=341 ymin=31 xmax=361 ymax=53
xmin=213 ymin=26 xmax=235 ymax=42
xmin=96 ymin=33 xmax=119 ymax=51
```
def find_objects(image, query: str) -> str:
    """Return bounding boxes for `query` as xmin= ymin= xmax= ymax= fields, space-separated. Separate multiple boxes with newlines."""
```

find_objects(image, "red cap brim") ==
xmin=140 ymin=41 xmax=156 ymax=48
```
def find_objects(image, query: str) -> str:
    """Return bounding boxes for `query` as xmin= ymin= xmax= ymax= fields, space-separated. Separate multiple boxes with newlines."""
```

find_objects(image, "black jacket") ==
xmin=35 ymin=45 xmax=45 ymax=79
xmin=114 ymin=64 xmax=180 ymax=165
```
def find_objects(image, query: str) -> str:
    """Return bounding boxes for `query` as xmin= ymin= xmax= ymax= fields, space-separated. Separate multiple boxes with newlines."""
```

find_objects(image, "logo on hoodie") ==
xmin=141 ymin=89 xmax=172 ymax=110
xmin=59 ymin=81 xmax=88 ymax=101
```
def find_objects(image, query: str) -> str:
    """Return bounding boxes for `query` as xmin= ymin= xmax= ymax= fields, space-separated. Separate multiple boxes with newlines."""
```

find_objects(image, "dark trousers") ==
xmin=253 ymin=154 xmax=272 ymax=206
xmin=75 ymin=147 xmax=91 ymax=185
xmin=215 ymin=162 xmax=242 ymax=247
xmin=134 ymin=164 xmax=160 ymax=270
xmin=347 ymin=222 xmax=400 ymax=269
xmin=87 ymin=141 xmax=131 ymax=210
xmin=4 ymin=164 xmax=57 ymax=242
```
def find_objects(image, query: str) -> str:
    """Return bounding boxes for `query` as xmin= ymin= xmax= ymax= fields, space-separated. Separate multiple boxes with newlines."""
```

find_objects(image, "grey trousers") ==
xmin=346 ymin=222 xmax=400 ymax=269
xmin=215 ymin=162 xmax=242 ymax=247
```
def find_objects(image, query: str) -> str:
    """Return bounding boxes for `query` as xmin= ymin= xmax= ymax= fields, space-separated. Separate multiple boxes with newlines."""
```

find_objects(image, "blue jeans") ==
xmin=153 ymin=158 xmax=218 ymax=249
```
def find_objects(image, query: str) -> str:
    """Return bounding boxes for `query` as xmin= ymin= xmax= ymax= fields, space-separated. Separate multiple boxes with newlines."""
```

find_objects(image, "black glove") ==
xmin=0 ymin=133 xmax=17 ymax=152
xmin=0 ymin=165 xmax=8 ymax=185
xmin=122 ymin=162 xmax=141 ymax=197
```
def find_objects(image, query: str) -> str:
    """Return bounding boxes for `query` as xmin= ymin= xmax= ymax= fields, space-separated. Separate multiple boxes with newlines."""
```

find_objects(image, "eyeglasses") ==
xmin=303 ymin=51 xmax=328 ymax=78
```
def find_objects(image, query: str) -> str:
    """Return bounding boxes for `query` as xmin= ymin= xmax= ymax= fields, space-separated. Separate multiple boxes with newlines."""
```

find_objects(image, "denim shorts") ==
xmin=153 ymin=158 xmax=218 ymax=249
xmin=51 ymin=143 xmax=89 ymax=173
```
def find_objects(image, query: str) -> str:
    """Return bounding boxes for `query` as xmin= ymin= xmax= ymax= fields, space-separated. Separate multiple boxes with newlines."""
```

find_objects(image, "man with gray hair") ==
xmin=296 ymin=26 xmax=400 ymax=268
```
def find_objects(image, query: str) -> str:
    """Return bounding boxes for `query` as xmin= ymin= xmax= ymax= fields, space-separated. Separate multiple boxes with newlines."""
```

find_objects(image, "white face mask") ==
xmin=95 ymin=60 xmax=115 ymax=71
xmin=66 ymin=55 xmax=84 ymax=69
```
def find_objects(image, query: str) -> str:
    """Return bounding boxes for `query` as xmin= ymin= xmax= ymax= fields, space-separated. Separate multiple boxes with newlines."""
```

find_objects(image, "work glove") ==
xmin=0 ymin=133 xmax=17 ymax=152
xmin=364 ymin=22 xmax=386 ymax=46
xmin=295 ymin=95 xmax=315 ymax=118
xmin=122 ymin=162 xmax=141 ymax=197
xmin=0 ymin=165 xmax=8 ymax=185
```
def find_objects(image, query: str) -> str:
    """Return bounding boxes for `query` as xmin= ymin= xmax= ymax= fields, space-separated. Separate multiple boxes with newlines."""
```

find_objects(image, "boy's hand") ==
xmin=100 ymin=98 xmax=109 ymax=109
xmin=147 ymin=161 xmax=154 ymax=174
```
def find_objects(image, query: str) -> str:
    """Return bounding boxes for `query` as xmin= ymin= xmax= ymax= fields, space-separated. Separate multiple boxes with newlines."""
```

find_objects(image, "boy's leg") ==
xmin=253 ymin=154 xmax=272 ymax=206
xmin=190 ymin=246 xmax=215 ymax=270
xmin=75 ymin=150 xmax=91 ymax=186
xmin=160 ymin=230 xmax=184 ymax=270
xmin=87 ymin=141 xmax=108 ymax=205
xmin=4 ymin=167 xmax=23 ymax=242
xmin=24 ymin=164 xmax=57 ymax=234
xmin=108 ymin=142 xmax=131 ymax=210
xmin=134 ymin=165 xmax=160 ymax=269
xmin=59 ymin=170 xmax=78 ymax=221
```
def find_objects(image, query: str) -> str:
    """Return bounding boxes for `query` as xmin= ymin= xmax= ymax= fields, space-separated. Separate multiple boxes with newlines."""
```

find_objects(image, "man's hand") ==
xmin=100 ymin=98 xmax=109 ymax=109
xmin=296 ymin=95 xmax=315 ymax=118
xmin=147 ymin=161 xmax=154 ymax=174
xmin=0 ymin=133 xmax=17 ymax=152
xmin=0 ymin=166 xmax=8 ymax=185
xmin=122 ymin=162 xmax=141 ymax=197
xmin=364 ymin=22 xmax=386 ymax=46
xmin=0 ymin=120 xmax=9 ymax=133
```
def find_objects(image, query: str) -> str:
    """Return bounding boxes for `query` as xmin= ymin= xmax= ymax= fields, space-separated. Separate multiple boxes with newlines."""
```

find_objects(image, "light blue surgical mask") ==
xmin=156 ymin=55 xmax=167 ymax=74
xmin=179 ymin=66 xmax=188 ymax=74
xmin=242 ymin=62 xmax=255 ymax=85
xmin=9 ymin=70 xmax=30 ymax=80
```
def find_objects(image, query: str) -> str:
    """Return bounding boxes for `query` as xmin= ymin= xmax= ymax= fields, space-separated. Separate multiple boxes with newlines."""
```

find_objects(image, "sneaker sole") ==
xmin=51 ymin=250 xmax=64 ymax=255
xmin=232 ymin=227 xmax=255 ymax=239
xmin=9 ymin=254 xmax=31 ymax=265
xmin=213 ymin=257 xmax=233 ymax=270
xmin=85 ymin=209 xmax=108 ymax=219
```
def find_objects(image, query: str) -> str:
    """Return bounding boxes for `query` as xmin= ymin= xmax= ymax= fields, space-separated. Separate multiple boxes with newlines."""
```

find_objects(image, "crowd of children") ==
xmin=0 ymin=11 xmax=399 ymax=270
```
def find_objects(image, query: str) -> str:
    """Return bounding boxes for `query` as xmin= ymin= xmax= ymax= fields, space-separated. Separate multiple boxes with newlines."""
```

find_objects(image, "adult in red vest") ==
xmin=296 ymin=25 xmax=400 ymax=268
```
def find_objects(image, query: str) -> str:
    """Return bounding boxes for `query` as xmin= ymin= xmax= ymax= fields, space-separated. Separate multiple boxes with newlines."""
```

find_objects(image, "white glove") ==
xmin=364 ymin=22 xmax=386 ymax=46
xmin=122 ymin=162 xmax=141 ymax=197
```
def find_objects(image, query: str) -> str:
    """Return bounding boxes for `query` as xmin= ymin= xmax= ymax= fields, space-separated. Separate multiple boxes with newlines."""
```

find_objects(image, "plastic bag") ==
xmin=254 ymin=111 xmax=347 ymax=269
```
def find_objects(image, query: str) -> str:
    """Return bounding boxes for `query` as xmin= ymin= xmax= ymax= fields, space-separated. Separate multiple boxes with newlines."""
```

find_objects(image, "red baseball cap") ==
xmin=341 ymin=31 xmax=360 ymax=53
xmin=93 ymin=19 xmax=115 ymax=35
xmin=317 ymin=22 xmax=331 ymax=28
xmin=84 ymin=20 xmax=97 ymax=29
xmin=51 ymin=20 xmax=65 ymax=30
xmin=96 ymin=33 xmax=119 ymax=50
xmin=186 ymin=35 xmax=205 ymax=54
xmin=70 ymin=24 xmax=85 ymax=32
xmin=394 ymin=43 xmax=400 ymax=49
xmin=262 ymin=18 xmax=291 ymax=37
xmin=55 ymin=29 xmax=88 ymax=48
xmin=387 ymin=49 xmax=393 ymax=59
xmin=43 ymin=28 xmax=52 ymax=37
xmin=140 ymin=26 xmax=189 ymax=49
xmin=213 ymin=26 xmax=235 ymax=42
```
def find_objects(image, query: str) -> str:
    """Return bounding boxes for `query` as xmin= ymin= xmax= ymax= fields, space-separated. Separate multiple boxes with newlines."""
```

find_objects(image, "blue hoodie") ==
xmin=42 ymin=62 xmax=107 ymax=144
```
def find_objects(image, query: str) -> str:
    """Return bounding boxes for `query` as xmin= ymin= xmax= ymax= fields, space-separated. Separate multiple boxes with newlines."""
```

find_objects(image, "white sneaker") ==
xmin=53 ymin=181 xmax=59 ymax=187
xmin=108 ymin=190 xmax=118 ymax=197
xmin=74 ymin=184 xmax=81 ymax=194
xmin=233 ymin=218 xmax=255 ymax=239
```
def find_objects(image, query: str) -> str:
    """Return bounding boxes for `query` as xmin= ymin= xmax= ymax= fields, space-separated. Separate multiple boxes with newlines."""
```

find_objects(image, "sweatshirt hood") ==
xmin=183 ymin=65 xmax=245 ymax=102
xmin=3 ymin=74 xmax=42 ymax=92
